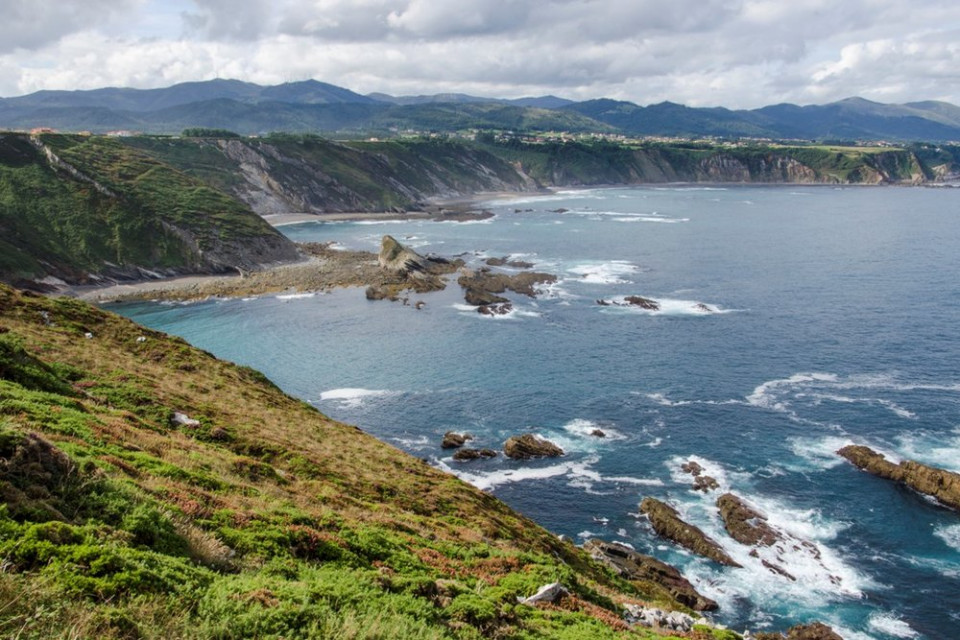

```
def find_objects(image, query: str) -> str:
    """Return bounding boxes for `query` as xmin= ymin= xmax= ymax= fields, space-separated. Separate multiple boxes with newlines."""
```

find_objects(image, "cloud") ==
xmin=0 ymin=0 xmax=139 ymax=54
xmin=1 ymin=0 xmax=959 ymax=108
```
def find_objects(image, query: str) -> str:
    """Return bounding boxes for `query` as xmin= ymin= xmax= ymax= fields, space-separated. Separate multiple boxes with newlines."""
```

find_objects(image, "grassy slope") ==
xmin=0 ymin=133 xmax=295 ymax=285
xmin=0 ymin=285 xmax=704 ymax=639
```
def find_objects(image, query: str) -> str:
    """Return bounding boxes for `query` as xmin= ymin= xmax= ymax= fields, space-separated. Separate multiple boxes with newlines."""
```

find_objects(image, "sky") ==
xmin=1 ymin=0 xmax=959 ymax=108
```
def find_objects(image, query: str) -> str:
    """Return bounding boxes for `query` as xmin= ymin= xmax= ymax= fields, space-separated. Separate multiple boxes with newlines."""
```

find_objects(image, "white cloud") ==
xmin=0 ymin=0 xmax=959 ymax=108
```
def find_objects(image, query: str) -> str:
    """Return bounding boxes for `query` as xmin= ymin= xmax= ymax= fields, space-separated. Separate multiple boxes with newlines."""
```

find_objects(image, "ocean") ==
xmin=111 ymin=185 xmax=960 ymax=639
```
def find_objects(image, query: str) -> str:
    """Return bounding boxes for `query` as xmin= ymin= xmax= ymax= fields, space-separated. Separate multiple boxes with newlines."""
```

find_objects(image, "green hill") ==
xmin=0 ymin=133 xmax=297 ymax=287
xmin=0 ymin=284 xmax=722 ymax=639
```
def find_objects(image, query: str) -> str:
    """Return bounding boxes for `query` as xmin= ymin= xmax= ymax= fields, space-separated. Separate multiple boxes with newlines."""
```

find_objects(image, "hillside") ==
xmin=4 ymin=79 xmax=960 ymax=141
xmin=0 ymin=133 xmax=297 ymax=287
xmin=0 ymin=283 xmax=737 ymax=639
xmin=3 ymin=131 xmax=957 ymax=291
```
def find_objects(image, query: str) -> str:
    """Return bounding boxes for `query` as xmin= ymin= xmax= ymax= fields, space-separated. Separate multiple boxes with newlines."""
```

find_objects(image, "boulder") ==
xmin=838 ymin=445 xmax=960 ymax=511
xmin=503 ymin=434 xmax=564 ymax=459
xmin=589 ymin=429 xmax=607 ymax=438
xmin=441 ymin=431 xmax=472 ymax=449
xmin=681 ymin=460 xmax=703 ymax=476
xmin=584 ymin=539 xmax=718 ymax=611
xmin=717 ymin=493 xmax=780 ymax=546
xmin=517 ymin=582 xmax=568 ymax=605
xmin=639 ymin=497 xmax=741 ymax=567
xmin=452 ymin=448 xmax=497 ymax=461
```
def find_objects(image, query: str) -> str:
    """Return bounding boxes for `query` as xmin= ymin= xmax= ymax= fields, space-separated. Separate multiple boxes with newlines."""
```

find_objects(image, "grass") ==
xmin=0 ymin=284 xmax=698 ymax=638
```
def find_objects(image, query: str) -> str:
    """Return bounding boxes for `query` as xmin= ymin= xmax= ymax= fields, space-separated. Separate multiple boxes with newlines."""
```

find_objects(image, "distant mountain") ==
xmin=2 ymin=78 xmax=959 ymax=141
xmin=367 ymin=92 xmax=574 ymax=109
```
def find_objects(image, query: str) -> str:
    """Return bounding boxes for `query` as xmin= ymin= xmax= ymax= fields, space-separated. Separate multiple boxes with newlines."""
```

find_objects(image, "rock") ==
xmin=478 ymin=302 xmax=513 ymax=316
xmin=458 ymin=268 xmax=557 ymax=309
xmin=517 ymin=582 xmax=568 ymax=605
xmin=503 ymin=434 xmax=564 ymax=459
xmin=624 ymin=296 xmax=660 ymax=310
xmin=589 ymin=429 xmax=606 ymax=438
xmin=756 ymin=622 xmax=845 ymax=640
xmin=639 ymin=497 xmax=741 ymax=567
xmin=584 ymin=539 xmax=718 ymax=611
xmin=622 ymin=604 xmax=695 ymax=632
xmin=172 ymin=412 xmax=201 ymax=427
xmin=596 ymin=296 xmax=660 ymax=310
xmin=441 ymin=432 xmax=472 ymax=449
xmin=786 ymin=622 xmax=844 ymax=640
xmin=378 ymin=235 xmax=430 ymax=275
xmin=485 ymin=256 xmax=534 ymax=269
xmin=692 ymin=475 xmax=720 ymax=492
xmin=681 ymin=460 xmax=703 ymax=476
xmin=838 ymin=445 xmax=960 ymax=511
xmin=717 ymin=493 xmax=781 ymax=546
xmin=452 ymin=448 xmax=497 ymax=461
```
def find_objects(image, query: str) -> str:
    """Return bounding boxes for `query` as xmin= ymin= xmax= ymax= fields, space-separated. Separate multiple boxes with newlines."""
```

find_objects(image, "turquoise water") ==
xmin=113 ymin=186 xmax=960 ymax=639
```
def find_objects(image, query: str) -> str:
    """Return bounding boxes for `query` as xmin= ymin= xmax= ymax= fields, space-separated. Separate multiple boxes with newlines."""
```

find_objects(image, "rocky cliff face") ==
xmin=838 ymin=445 xmax=960 ymax=511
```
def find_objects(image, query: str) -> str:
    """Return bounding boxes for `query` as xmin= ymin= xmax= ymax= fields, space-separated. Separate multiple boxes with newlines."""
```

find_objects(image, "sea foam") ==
xmin=318 ymin=388 xmax=395 ymax=408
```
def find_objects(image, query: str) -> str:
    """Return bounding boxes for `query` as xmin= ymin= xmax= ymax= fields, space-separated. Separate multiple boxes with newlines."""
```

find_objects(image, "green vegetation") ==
xmin=182 ymin=128 xmax=242 ymax=139
xmin=0 ymin=133 xmax=294 ymax=285
xmin=0 ymin=284 xmax=693 ymax=638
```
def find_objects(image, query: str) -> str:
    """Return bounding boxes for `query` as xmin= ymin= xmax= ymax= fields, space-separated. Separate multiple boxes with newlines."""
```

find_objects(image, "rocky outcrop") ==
xmin=838 ymin=445 xmax=960 ymax=511
xmin=503 ymin=434 xmax=564 ymax=459
xmin=485 ymin=257 xmax=534 ymax=269
xmin=517 ymin=582 xmax=568 ymax=605
xmin=639 ymin=498 xmax=741 ymax=567
xmin=441 ymin=432 xmax=472 ymax=449
xmin=458 ymin=267 xmax=557 ymax=314
xmin=365 ymin=236 xmax=462 ymax=301
xmin=452 ymin=448 xmax=497 ymax=461
xmin=583 ymin=540 xmax=718 ymax=611
xmin=622 ymin=605 xmax=695 ymax=633
xmin=756 ymin=622 xmax=844 ymax=640
xmin=681 ymin=460 xmax=720 ymax=493
xmin=717 ymin=493 xmax=780 ymax=547
xmin=596 ymin=296 xmax=659 ymax=310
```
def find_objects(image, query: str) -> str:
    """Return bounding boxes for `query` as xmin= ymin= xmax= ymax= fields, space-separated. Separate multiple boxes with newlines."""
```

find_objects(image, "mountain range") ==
xmin=2 ymin=78 xmax=960 ymax=142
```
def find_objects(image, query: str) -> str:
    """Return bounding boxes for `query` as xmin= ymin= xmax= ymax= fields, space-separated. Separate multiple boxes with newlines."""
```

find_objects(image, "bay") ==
xmin=113 ymin=185 xmax=960 ymax=639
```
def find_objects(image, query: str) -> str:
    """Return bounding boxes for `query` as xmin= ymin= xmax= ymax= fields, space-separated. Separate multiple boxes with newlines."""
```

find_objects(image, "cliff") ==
xmin=0 ymin=133 xmax=298 ymax=288
xmin=0 ymin=283 xmax=713 ymax=639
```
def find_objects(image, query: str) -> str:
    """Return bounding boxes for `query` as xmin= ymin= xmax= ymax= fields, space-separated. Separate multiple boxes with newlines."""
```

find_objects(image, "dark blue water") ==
xmin=113 ymin=186 xmax=960 ymax=639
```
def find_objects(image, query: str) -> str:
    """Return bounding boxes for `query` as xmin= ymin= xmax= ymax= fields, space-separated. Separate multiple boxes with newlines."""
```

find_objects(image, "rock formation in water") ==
xmin=441 ymin=432 xmax=472 ymax=449
xmin=458 ymin=267 xmax=557 ymax=315
xmin=503 ymin=434 xmax=564 ymax=459
xmin=584 ymin=539 xmax=718 ymax=612
xmin=838 ymin=445 xmax=960 ymax=511
xmin=680 ymin=460 xmax=720 ymax=493
xmin=365 ymin=235 xmax=462 ymax=301
xmin=639 ymin=497 xmax=741 ymax=567
xmin=452 ymin=448 xmax=498 ymax=461
xmin=717 ymin=493 xmax=781 ymax=547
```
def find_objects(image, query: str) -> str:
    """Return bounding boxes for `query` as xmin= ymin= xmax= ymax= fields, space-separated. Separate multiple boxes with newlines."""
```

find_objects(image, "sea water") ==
xmin=112 ymin=185 xmax=960 ymax=639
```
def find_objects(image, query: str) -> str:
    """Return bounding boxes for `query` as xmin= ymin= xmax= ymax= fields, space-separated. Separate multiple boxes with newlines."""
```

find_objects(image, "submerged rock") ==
xmin=452 ymin=448 xmax=497 ymax=461
xmin=485 ymin=256 xmax=534 ymax=269
xmin=639 ymin=497 xmax=741 ymax=567
xmin=503 ymin=434 xmax=564 ymax=459
xmin=596 ymin=295 xmax=660 ymax=310
xmin=692 ymin=475 xmax=720 ymax=492
xmin=584 ymin=539 xmax=718 ymax=611
xmin=838 ymin=445 xmax=960 ymax=511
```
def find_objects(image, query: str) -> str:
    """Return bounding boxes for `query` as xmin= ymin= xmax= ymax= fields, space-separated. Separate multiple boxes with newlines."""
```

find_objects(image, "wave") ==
xmin=451 ymin=303 xmax=542 ymax=320
xmin=599 ymin=295 xmax=730 ymax=316
xmin=567 ymin=261 xmax=639 ymax=284
xmin=644 ymin=392 xmax=743 ymax=407
xmin=318 ymin=387 xmax=395 ymax=408
xmin=652 ymin=456 xmax=871 ymax=621
xmin=934 ymin=523 xmax=960 ymax=552
xmin=561 ymin=418 xmax=626 ymax=441
xmin=275 ymin=292 xmax=316 ymax=300
xmin=868 ymin=613 xmax=920 ymax=639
